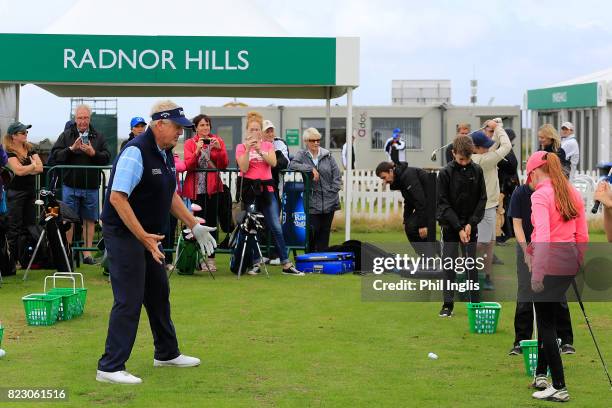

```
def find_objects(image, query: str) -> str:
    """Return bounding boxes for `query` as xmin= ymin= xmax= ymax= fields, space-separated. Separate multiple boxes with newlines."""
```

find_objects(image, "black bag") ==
xmin=18 ymin=225 xmax=52 ymax=269
xmin=0 ymin=214 xmax=16 ymax=276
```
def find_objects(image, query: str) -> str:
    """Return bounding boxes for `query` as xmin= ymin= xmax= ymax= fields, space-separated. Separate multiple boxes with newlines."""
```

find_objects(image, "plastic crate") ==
xmin=0 ymin=324 xmax=4 ymax=347
xmin=467 ymin=302 xmax=501 ymax=334
xmin=53 ymin=273 xmax=88 ymax=314
xmin=520 ymin=340 xmax=539 ymax=377
xmin=22 ymin=294 xmax=62 ymax=326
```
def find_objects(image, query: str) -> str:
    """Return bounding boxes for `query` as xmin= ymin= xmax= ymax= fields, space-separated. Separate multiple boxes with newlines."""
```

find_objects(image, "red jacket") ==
xmin=183 ymin=134 xmax=229 ymax=200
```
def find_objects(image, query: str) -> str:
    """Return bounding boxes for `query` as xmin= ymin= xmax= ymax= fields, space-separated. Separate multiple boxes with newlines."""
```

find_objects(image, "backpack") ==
xmin=0 ymin=214 xmax=16 ymax=276
xmin=18 ymin=225 xmax=53 ymax=270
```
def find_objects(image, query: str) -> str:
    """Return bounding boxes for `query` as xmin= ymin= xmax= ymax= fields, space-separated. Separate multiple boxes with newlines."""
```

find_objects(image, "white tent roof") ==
xmin=1 ymin=0 xmax=359 ymax=99
xmin=549 ymin=67 xmax=612 ymax=88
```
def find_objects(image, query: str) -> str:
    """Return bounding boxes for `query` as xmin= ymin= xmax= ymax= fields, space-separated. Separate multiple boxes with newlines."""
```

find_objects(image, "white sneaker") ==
xmin=153 ymin=354 xmax=201 ymax=367
xmin=246 ymin=264 xmax=261 ymax=275
xmin=96 ymin=370 xmax=142 ymax=384
xmin=531 ymin=375 xmax=549 ymax=390
xmin=269 ymin=258 xmax=281 ymax=265
xmin=532 ymin=385 xmax=570 ymax=402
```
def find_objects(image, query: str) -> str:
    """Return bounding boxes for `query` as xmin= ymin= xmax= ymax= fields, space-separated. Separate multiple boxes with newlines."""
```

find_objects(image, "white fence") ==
xmin=339 ymin=169 xmax=602 ymax=218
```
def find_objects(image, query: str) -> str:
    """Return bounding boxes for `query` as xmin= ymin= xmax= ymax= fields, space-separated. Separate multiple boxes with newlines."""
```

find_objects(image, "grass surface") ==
xmin=0 ymin=231 xmax=610 ymax=407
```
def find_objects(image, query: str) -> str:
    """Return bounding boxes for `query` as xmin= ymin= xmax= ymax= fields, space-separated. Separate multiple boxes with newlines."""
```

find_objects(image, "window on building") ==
xmin=371 ymin=118 xmax=421 ymax=150
xmin=300 ymin=118 xmax=347 ymax=149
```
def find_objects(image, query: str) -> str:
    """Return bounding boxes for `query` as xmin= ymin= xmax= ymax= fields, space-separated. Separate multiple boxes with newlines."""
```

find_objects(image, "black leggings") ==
xmin=534 ymin=275 xmax=574 ymax=389
xmin=309 ymin=212 xmax=334 ymax=253
xmin=194 ymin=192 xmax=220 ymax=258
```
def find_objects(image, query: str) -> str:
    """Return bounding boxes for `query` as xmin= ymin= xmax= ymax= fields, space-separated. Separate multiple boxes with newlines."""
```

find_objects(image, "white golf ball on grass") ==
xmin=427 ymin=352 xmax=438 ymax=360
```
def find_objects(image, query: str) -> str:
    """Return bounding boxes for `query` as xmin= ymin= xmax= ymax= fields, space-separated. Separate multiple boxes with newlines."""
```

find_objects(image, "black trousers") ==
xmin=309 ymin=212 xmax=334 ymax=253
xmin=514 ymin=246 xmax=573 ymax=346
xmin=441 ymin=226 xmax=480 ymax=305
xmin=6 ymin=189 xmax=36 ymax=269
xmin=404 ymin=214 xmax=438 ymax=259
xmin=195 ymin=192 xmax=220 ymax=258
xmin=98 ymin=225 xmax=180 ymax=372
xmin=534 ymin=275 xmax=574 ymax=389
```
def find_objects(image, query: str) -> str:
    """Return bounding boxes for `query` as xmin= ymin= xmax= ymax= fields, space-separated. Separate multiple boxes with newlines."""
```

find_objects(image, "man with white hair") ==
xmin=51 ymin=104 xmax=111 ymax=264
xmin=560 ymin=121 xmax=579 ymax=180
xmin=96 ymin=100 xmax=217 ymax=385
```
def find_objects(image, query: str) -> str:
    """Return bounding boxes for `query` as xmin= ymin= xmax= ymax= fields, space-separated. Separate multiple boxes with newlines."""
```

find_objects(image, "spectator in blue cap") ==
xmin=384 ymin=128 xmax=406 ymax=164
xmin=121 ymin=117 xmax=147 ymax=150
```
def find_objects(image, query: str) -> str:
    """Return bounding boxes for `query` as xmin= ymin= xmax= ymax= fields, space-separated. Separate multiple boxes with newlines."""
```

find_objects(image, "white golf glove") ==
xmin=192 ymin=224 xmax=217 ymax=256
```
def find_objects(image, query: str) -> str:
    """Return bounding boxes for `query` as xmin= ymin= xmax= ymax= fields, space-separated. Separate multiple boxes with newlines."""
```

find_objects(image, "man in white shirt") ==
xmin=341 ymin=134 xmax=356 ymax=170
xmin=560 ymin=122 xmax=579 ymax=180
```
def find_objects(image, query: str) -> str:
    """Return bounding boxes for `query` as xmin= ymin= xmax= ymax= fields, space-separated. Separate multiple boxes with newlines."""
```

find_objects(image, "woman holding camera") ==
xmin=184 ymin=114 xmax=228 ymax=271
xmin=235 ymin=111 xmax=303 ymax=276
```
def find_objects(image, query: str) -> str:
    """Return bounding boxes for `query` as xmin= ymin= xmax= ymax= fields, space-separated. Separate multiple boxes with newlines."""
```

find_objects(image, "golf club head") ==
xmin=430 ymin=151 xmax=437 ymax=162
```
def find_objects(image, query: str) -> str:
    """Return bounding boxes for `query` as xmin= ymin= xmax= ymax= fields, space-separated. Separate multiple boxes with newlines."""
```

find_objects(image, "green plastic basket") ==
xmin=46 ymin=288 xmax=83 ymax=320
xmin=22 ymin=294 xmax=62 ymax=326
xmin=45 ymin=274 xmax=88 ymax=319
xmin=467 ymin=302 xmax=501 ymax=334
xmin=520 ymin=340 xmax=539 ymax=377
xmin=0 ymin=324 xmax=4 ymax=347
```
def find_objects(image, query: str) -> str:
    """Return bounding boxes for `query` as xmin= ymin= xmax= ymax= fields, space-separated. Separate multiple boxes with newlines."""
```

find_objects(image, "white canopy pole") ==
xmin=325 ymin=88 xmax=331 ymax=150
xmin=345 ymin=87 xmax=353 ymax=241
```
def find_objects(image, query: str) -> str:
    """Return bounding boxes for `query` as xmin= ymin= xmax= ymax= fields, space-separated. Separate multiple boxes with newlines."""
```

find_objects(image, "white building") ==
xmin=197 ymin=103 xmax=521 ymax=170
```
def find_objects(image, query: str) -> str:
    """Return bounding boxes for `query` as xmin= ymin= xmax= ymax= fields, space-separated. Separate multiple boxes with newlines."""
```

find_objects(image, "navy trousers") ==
xmin=98 ymin=225 xmax=180 ymax=372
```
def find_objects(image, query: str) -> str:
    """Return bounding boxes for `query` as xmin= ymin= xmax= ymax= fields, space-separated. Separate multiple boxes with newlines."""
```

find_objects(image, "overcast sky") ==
xmin=2 ymin=0 xmax=611 ymax=141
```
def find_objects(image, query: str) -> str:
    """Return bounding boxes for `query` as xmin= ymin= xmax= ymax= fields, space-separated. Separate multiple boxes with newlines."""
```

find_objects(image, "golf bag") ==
xmin=229 ymin=226 xmax=257 ymax=275
xmin=37 ymin=190 xmax=77 ymax=273
xmin=18 ymin=225 xmax=52 ymax=269
xmin=327 ymin=239 xmax=405 ymax=275
xmin=175 ymin=232 xmax=203 ymax=275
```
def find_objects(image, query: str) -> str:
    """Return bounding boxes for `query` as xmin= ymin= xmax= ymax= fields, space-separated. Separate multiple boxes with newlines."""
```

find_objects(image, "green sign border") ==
xmin=527 ymin=82 xmax=598 ymax=110
xmin=0 ymin=33 xmax=336 ymax=86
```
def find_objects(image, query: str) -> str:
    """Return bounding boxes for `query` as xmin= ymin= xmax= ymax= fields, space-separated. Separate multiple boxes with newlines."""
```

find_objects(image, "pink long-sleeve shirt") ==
xmin=529 ymin=178 xmax=589 ymax=282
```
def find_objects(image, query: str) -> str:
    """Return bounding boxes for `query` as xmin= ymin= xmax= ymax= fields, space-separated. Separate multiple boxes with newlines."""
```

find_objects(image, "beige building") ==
xmin=196 ymin=104 xmax=522 ymax=170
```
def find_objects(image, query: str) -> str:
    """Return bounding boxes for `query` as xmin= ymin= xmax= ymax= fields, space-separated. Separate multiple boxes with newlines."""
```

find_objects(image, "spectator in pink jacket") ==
xmin=183 ymin=114 xmax=228 ymax=271
xmin=525 ymin=150 xmax=588 ymax=403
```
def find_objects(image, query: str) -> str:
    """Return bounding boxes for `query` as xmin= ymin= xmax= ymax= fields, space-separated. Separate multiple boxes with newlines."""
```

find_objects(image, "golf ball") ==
xmin=0 ymin=349 xmax=6 ymax=358
xmin=428 ymin=352 xmax=438 ymax=360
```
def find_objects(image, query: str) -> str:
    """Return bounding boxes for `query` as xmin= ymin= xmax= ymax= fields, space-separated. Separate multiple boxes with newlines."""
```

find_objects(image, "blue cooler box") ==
xmin=295 ymin=252 xmax=355 ymax=275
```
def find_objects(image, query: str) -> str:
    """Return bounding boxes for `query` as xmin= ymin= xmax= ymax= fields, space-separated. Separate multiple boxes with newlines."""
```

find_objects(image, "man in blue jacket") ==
xmin=96 ymin=101 xmax=216 ymax=385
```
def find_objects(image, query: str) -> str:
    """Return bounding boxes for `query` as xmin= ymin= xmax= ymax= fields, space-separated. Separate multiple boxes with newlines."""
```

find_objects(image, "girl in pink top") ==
xmin=235 ymin=111 xmax=303 ymax=276
xmin=525 ymin=150 xmax=588 ymax=402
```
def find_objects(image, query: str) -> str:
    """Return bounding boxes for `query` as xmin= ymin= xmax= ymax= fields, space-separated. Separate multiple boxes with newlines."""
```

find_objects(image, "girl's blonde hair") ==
xmin=246 ymin=111 xmax=263 ymax=130
xmin=538 ymin=124 xmax=561 ymax=151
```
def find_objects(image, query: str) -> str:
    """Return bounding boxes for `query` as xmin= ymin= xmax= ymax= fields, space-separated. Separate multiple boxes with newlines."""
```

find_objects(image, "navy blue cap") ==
xmin=130 ymin=116 xmax=146 ymax=128
xmin=7 ymin=122 xmax=31 ymax=134
xmin=151 ymin=107 xmax=192 ymax=128
xmin=471 ymin=131 xmax=494 ymax=148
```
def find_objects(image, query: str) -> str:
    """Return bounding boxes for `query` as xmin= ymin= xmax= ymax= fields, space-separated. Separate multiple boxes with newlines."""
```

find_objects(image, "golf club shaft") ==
xmin=571 ymin=279 xmax=612 ymax=388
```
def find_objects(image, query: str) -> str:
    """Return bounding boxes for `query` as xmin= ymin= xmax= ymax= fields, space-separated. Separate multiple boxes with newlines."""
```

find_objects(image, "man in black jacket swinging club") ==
xmin=376 ymin=161 xmax=437 ymax=264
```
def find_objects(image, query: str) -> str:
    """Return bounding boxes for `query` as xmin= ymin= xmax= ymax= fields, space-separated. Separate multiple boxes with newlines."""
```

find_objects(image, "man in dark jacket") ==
xmin=436 ymin=135 xmax=487 ymax=317
xmin=496 ymin=128 xmax=519 ymax=243
xmin=50 ymin=104 xmax=111 ymax=264
xmin=376 ymin=161 xmax=435 ymax=259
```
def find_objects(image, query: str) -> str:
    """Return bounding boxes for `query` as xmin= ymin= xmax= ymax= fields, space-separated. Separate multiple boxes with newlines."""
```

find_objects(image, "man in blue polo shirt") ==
xmin=96 ymin=100 xmax=216 ymax=385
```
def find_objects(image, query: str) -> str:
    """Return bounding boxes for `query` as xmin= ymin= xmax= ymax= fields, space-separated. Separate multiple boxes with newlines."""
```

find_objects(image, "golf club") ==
xmin=571 ymin=279 xmax=612 ymax=389
xmin=430 ymin=124 xmax=486 ymax=162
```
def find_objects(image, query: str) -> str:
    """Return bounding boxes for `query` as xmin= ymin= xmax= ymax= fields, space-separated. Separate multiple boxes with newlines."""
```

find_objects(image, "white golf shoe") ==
xmin=532 ymin=385 xmax=570 ymax=402
xmin=153 ymin=354 xmax=201 ymax=367
xmin=531 ymin=375 xmax=549 ymax=390
xmin=96 ymin=370 xmax=142 ymax=385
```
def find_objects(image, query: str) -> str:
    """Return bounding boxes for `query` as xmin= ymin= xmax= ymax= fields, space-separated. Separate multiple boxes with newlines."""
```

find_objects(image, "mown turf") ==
xmin=0 ymin=232 xmax=610 ymax=407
